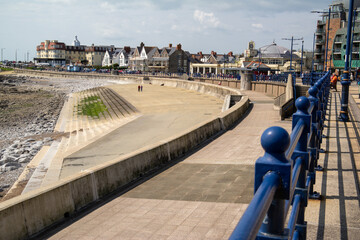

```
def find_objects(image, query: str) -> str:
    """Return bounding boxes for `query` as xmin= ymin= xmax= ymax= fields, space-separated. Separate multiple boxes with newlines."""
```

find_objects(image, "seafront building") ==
xmin=189 ymin=51 xmax=237 ymax=75
xmin=35 ymin=40 xmax=66 ymax=66
xmin=253 ymin=42 xmax=302 ymax=72
xmin=129 ymin=42 xmax=190 ymax=73
xmin=108 ymin=47 xmax=134 ymax=68
xmin=314 ymin=0 xmax=360 ymax=71
xmin=35 ymin=36 xmax=117 ymax=67
xmin=236 ymin=41 xmax=306 ymax=74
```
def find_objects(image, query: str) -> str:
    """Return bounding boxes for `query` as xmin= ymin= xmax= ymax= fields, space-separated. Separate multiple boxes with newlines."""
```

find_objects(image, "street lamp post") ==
xmin=300 ymin=40 xmax=304 ymax=76
xmin=1 ymin=48 xmax=5 ymax=62
xmin=349 ymin=8 xmax=357 ymax=71
xmin=282 ymin=36 xmax=303 ymax=72
xmin=311 ymin=33 xmax=315 ymax=72
xmin=339 ymin=0 xmax=355 ymax=121
xmin=325 ymin=8 xmax=331 ymax=71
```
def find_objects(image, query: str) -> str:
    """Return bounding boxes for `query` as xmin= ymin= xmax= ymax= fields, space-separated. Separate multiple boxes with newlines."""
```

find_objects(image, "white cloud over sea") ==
xmin=0 ymin=0 xmax=330 ymax=61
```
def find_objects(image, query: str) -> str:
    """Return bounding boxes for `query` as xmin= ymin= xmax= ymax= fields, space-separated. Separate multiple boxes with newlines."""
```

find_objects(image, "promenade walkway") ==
xmin=41 ymin=84 xmax=360 ymax=240
xmin=306 ymin=83 xmax=360 ymax=239
xmin=41 ymin=90 xmax=293 ymax=239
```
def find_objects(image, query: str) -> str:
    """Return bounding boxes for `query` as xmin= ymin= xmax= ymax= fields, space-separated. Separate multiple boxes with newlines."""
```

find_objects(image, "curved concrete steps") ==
xmin=21 ymin=86 xmax=140 ymax=191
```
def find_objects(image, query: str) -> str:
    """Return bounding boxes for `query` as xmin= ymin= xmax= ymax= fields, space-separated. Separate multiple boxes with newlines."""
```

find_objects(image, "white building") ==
xmin=112 ymin=47 xmax=134 ymax=67
xmin=102 ymin=50 xmax=114 ymax=67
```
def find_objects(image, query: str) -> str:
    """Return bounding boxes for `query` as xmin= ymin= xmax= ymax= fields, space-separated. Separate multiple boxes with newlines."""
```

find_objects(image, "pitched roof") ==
xmin=245 ymin=61 xmax=271 ymax=70
xmin=146 ymin=47 xmax=158 ymax=58
xmin=144 ymin=46 xmax=156 ymax=54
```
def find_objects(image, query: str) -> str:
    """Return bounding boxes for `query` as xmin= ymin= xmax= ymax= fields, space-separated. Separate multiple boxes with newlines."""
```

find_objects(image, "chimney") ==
xmin=176 ymin=44 xmax=182 ymax=50
xmin=124 ymin=46 xmax=130 ymax=53
xmin=228 ymin=51 xmax=233 ymax=56
xmin=169 ymin=43 xmax=172 ymax=48
xmin=211 ymin=51 xmax=215 ymax=55
xmin=140 ymin=42 xmax=145 ymax=48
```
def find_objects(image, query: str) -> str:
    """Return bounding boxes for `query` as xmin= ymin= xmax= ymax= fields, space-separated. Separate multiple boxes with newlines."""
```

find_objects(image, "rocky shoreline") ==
xmin=0 ymin=73 xmax=119 ymax=199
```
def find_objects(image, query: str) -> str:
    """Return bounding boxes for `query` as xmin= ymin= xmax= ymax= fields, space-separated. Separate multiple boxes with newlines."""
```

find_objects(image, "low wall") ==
xmin=15 ymin=69 xmax=140 ymax=81
xmin=150 ymin=77 xmax=241 ymax=100
xmin=251 ymin=81 xmax=286 ymax=97
xmin=0 ymin=71 xmax=250 ymax=240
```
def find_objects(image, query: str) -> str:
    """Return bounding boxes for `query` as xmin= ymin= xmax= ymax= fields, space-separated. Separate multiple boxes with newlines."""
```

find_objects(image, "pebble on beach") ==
xmin=0 ymin=73 xmax=117 ymax=199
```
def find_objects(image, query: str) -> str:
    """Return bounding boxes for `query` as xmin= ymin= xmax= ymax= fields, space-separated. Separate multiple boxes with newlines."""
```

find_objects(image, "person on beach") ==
xmin=140 ymin=85 xmax=143 ymax=92
xmin=138 ymin=85 xmax=140 ymax=92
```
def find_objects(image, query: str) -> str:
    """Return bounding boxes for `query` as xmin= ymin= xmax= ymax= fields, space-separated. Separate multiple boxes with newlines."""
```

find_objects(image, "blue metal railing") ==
xmin=302 ymin=72 xmax=327 ymax=85
xmin=230 ymin=71 xmax=331 ymax=240
xmin=254 ymin=72 xmax=296 ymax=82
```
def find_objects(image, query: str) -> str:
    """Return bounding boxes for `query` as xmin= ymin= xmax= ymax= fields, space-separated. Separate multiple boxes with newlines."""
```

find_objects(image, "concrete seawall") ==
xmin=1 ymin=70 xmax=250 ymax=240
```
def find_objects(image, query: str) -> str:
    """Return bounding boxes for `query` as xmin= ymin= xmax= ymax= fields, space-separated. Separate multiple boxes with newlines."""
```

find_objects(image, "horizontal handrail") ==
xmin=285 ymin=119 xmax=305 ymax=159
xmin=308 ymin=102 xmax=315 ymax=115
xmin=229 ymin=172 xmax=281 ymax=240
xmin=287 ymin=194 xmax=302 ymax=238
xmin=286 ymin=157 xmax=303 ymax=214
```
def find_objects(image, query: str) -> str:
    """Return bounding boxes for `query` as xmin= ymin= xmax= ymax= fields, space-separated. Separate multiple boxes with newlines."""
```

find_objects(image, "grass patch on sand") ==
xmin=0 ymin=67 xmax=13 ymax=71
xmin=77 ymin=95 xmax=108 ymax=119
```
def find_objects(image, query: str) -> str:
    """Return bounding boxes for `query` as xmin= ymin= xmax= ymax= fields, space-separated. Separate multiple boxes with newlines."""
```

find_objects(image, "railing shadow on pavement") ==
xmin=229 ymin=71 xmax=331 ymax=240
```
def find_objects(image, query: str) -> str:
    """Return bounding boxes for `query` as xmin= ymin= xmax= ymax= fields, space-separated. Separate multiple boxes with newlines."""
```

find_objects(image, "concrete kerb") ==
xmin=0 ymin=71 xmax=250 ymax=240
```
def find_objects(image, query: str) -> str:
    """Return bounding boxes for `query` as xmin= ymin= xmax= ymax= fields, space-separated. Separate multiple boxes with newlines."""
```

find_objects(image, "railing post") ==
xmin=307 ymin=86 xmax=321 ymax=199
xmin=291 ymin=96 xmax=312 ymax=239
xmin=255 ymin=126 xmax=291 ymax=238
xmin=314 ymin=80 xmax=324 ymax=145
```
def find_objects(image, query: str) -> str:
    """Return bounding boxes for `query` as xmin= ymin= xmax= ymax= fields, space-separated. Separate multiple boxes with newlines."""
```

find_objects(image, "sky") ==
xmin=0 ymin=0 xmax=332 ymax=61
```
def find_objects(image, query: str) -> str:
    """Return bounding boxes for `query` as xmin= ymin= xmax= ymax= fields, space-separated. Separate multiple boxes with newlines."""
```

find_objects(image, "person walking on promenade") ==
xmin=138 ymin=85 xmax=140 ymax=92
xmin=331 ymin=73 xmax=338 ymax=91
xmin=140 ymin=85 xmax=143 ymax=92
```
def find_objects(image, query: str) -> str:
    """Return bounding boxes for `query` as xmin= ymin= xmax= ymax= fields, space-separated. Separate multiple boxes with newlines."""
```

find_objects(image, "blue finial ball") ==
xmin=295 ymin=96 xmax=310 ymax=114
xmin=308 ymin=86 xmax=318 ymax=97
xmin=261 ymin=126 xmax=290 ymax=154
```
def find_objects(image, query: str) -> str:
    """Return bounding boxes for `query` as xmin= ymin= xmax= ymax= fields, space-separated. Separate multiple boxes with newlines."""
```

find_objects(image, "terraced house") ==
xmin=129 ymin=42 xmax=190 ymax=73
xmin=111 ymin=47 xmax=134 ymax=68
xmin=189 ymin=51 xmax=237 ymax=75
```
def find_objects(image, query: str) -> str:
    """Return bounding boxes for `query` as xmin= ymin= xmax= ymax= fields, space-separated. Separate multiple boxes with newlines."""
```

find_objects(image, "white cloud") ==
xmin=193 ymin=10 xmax=220 ymax=28
xmin=251 ymin=23 xmax=263 ymax=29
xmin=100 ymin=1 xmax=117 ymax=12
xmin=36 ymin=0 xmax=72 ymax=4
